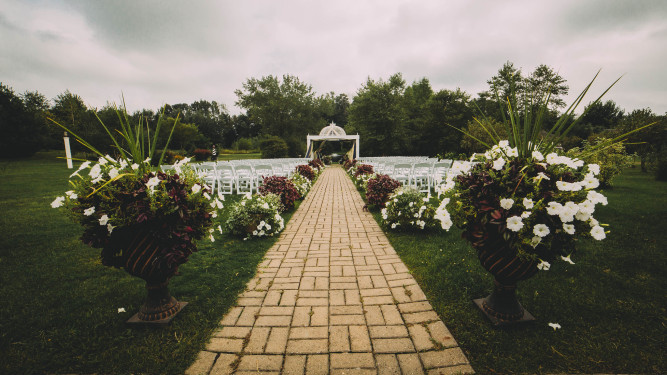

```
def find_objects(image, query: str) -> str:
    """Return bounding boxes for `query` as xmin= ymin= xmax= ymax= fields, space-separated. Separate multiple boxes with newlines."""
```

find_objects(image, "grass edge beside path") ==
xmin=0 ymin=152 xmax=298 ymax=374
xmin=353 ymin=167 xmax=666 ymax=374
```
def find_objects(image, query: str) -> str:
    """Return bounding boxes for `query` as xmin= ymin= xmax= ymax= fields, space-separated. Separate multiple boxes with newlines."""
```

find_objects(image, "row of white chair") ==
xmin=358 ymin=159 xmax=454 ymax=194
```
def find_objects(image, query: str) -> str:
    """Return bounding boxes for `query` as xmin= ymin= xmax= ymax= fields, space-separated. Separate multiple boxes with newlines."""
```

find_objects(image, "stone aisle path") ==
xmin=186 ymin=166 xmax=473 ymax=375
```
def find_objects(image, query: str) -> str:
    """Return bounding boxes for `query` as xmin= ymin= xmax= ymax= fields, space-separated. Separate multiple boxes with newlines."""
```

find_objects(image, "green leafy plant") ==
xmin=290 ymin=172 xmax=313 ymax=197
xmin=225 ymin=193 xmax=285 ymax=239
xmin=382 ymin=186 xmax=437 ymax=231
xmin=566 ymin=138 xmax=632 ymax=188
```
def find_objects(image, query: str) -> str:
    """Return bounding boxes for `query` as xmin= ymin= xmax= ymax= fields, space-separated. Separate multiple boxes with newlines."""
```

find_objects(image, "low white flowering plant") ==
xmin=225 ymin=193 xmax=285 ymax=239
xmin=290 ymin=172 xmax=312 ymax=197
xmin=436 ymin=141 xmax=609 ymax=267
xmin=382 ymin=187 xmax=438 ymax=231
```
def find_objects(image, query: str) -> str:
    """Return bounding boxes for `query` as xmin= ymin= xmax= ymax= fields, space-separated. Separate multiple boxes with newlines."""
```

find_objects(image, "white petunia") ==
xmin=498 ymin=140 xmax=510 ymax=148
xmin=192 ymin=184 xmax=202 ymax=194
xmin=587 ymin=163 xmax=600 ymax=175
xmin=581 ymin=173 xmax=600 ymax=189
xmin=118 ymin=307 xmax=126 ymax=313
xmin=578 ymin=200 xmax=595 ymax=215
xmin=99 ymin=214 xmax=109 ymax=226
xmin=575 ymin=210 xmax=591 ymax=222
xmin=119 ymin=159 xmax=128 ymax=169
xmin=51 ymin=196 xmax=65 ymax=208
xmin=590 ymin=225 xmax=606 ymax=240
xmin=561 ymin=255 xmax=575 ymax=264
xmin=391 ymin=223 xmax=397 ymax=229
xmin=108 ymin=167 xmax=119 ymax=179
xmin=521 ymin=211 xmax=531 ymax=219
xmin=532 ymin=151 xmax=544 ymax=161
xmin=507 ymin=147 xmax=518 ymax=157
xmin=492 ymin=158 xmax=506 ymax=171
xmin=537 ymin=260 xmax=551 ymax=270
xmin=500 ymin=198 xmax=514 ymax=210
xmin=146 ymin=176 xmax=160 ymax=190
xmin=548 ymin=322 xmax=561 ymax=330
xmin=89 ymin=164 xmax=102 ymax=179
xmin=83 ymin=206 xmax=96 ymax=216
xmin=586 ymin=191 xmax=608 ymax=206
xmin=563 ymin=223 xmax=575 ymax=235
xmin=98 ymin=156 xmax=108 ymax=165
xmin=523 ymin=198 xmax=534 ymax=209
xmin=217 ymin=225 xmax=223 ymax=234
xmin=253 ymin=230 xmax=258 ymax=236
xmin=530 ymin=236 xmax=542 ymax=248
xmin=533 ymin=224 xmax=550 ymax=237
xmin=203 ymin=192 xmax=211 ymax=200
xmin=262 ymin=202 xmax=270 ymax=209
xmin=506 ymin=216 xmax=524 ymax=232
xmin=209 ymin=234 xmax=215 ymax=242
xmin=107 ymin=224 xmax=115 ymax=234
xmin=131 ymin=163 xmax=139 ymax=170
xmin=215 ymin=199 xmax=223 ymax=209
xmin=546 ymin=202 xmax=563 ymax=216
xmin=546 ymin=153 xmax=560 ymax=164
xmin=535 ymin=172 xmax=551 ymax=181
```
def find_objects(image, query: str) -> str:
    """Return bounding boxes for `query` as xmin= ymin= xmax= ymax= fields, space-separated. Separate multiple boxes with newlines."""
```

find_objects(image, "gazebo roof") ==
xmin=319 ymin=122 xmax=346 ymax=137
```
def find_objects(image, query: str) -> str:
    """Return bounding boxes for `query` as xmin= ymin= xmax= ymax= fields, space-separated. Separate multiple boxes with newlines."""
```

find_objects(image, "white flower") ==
xmin=107 ymin=224 xmax=114 ymax=234
xmin=265 ymin=224 xmax=271 ymax=230
xmin=259 ymin=220 xmax=266 ymax=228
xmin=532 ymin=151 xmax=544 ymax=161
xmin=391 ymin=223 xmax=397 ymax=229
xmin=498 ymin=140 xmax=510 ymax=148
xmin=581 ymin=173 xmax=600 ymax=189
xmin=546 ymin=202 xmax=563 ymax=216
xmin=215 ymin=199 xmax=223 ymax=209
xmin=548 ymin=322 xmax=561 ymax=330
xmin=83 ymin=206 xmax=96 ymax=216
xmin=578 ymin=200 xmax=595 ymax=215
xmin=492 ymin=158 xmax=506 ymax=171
xmin=506 ymin=147 xmax=518 ymax=157
xmin=131 ymin=163 xmax=139 ymax=170
xmin=218 ymin=192 xmax=225 ymax=201
xmin=146 ymin=176 xmax=160 ymax=191
xmin=98 ymin=156 xmax=108 ymax=165
xmin=51 ymin=196 xmax=65 ymax=208
xmin=203 ymin=192 xmax=211 ymax=200
xmin=575 ymin=210 xmax=591 ymax=221
xmin=523 ymin=198 xmax=534 ymax=209
xmin=563 ymin=223 xmax=575 ymax=235
xmin=521 ymin=211 xmax=531 ymax=219
xmin=561 ymin=254 xmax=575 ymax=264
xmin=217 ymin=225 xmax=223 ymax=234
xmin=99 ymin=214 xmax=109 ymax=226
xmin=506 ymin=216 xmax=524 ymax=232
xmin=533 ymin=224 xmax=550 ymax=237
xmin=209 ymin=234 xmax=215 ymax=242
xmin=89 ymin=164 xmax=102 ymax=179
xmin=381 ymin=208 xmax=388 ymax=220
xmin=439 ymin=216 xmax=453 ymax=230
xmin=108 ymin=167 xmax=119 ymax=179
xmin=262 ymin=202 xmax=270 ymax=209
xmin=192 ymin=184 xmax=202 ymax=194
xmin=530 ymin=236 xmax=542 ymax=248
xmin=535 ymin=172 xmax=551 ymax=181
xmin=591 ymin=225 xmax=606 ymax=240
xmin=119 ymin=159 xmax=128 ymax=169
xmin=586 ymin=191 xmax=608 ymax=206
xmin=144 ymin=157 xmax=151 ymax=164
xmin=211 ymin=211 xmax=218 ymax=218
xmin=589 ymin=218 xmax=599 ymax=227
xmin=258 ymin=230 xmax=265 ymax=236
xmin=546 ymin=153 xmax=560 ymax=164
xmin=253 ymin=230 xmax=258 ymax=236
xmin=117 ymin=307 xmax=126 ymax=313
xmin=65 ymin=190 xmax=77 ymax=199
xmin=537 ymin=260 xmax=551 ymax=270
xmin=500 ymin=198 xmax=514 ymax=210
xmin=587 ymin=163 xmax=600 ymax=175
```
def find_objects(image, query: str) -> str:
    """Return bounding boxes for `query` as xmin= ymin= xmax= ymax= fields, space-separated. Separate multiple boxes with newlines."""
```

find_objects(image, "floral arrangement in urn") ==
xmin=49 ymin=102 xmax=221 ymax=324
xmin=434 ymin=73 xmax=652 ymax=325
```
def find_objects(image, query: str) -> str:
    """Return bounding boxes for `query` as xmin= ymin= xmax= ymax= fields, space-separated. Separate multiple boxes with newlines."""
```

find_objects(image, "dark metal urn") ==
xmin=471 ymin=231 xmax=539 ymax=326
xmin=103 ymin=227 xmax=187 ymax=325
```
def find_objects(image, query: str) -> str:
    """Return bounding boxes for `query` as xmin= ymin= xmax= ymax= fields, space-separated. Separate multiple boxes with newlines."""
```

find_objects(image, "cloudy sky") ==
xmin=2 ymin=0 xmax=666 ymax=115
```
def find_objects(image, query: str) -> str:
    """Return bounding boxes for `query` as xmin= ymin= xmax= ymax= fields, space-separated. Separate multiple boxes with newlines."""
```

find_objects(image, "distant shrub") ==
xmin=259 ymin=176 xmax=301 ymax=211
xmin=366 ymin=174 xmax=401 ymax=208
xmin=296 ymin=164 xmax=316 ymax=181
xmin=193 ymin=148 xmax=212 ymax=161
xmin=260 ymin=136 xmax=289 ymax=159
xmin=152 ymin=149 xmax=180 ymax=165
xmin=651 ymin=149 xmax=667 ymax=181
xmin=567 ymin=137 xmax=632 ymax=188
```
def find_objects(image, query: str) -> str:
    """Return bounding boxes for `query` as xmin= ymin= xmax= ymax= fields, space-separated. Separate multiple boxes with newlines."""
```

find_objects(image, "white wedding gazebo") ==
xmin=305 ymin=122 xmax=360 ymax=160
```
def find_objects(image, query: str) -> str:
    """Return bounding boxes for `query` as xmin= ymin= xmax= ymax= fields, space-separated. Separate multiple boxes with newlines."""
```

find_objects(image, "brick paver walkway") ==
xmin=186 ymin=166 xmax=473 ymax=375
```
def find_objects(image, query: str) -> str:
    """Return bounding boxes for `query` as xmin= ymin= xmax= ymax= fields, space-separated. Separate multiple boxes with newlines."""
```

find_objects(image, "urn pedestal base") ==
xmin=126 ymin=281 xmax=187 ymax=326
xmin=473 ymin=280 xmax=535 ymax=327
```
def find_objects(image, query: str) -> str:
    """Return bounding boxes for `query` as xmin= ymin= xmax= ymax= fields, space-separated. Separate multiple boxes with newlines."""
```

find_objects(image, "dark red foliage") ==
xmin=193 ymin=148 xmax=212 ymax=161
xmin=366 ymin=174 xmax=400 ymax=208
xmin=354 ymin=164 xmax=374 ymax=177
xmin=308 ymin=159 xmax=324 ymax=170
xmin=259 ymin=175 xmax=301 ymax=211
xmin=296 ymin=164 xmax=316 ymax=181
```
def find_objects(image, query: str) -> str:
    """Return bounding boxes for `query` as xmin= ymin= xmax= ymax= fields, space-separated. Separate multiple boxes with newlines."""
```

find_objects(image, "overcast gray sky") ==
xmin=2 ymin=0 xmax=666 ymax=115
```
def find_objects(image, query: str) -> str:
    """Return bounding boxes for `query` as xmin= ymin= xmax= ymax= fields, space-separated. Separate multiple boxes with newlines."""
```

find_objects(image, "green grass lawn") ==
xmin=0 ymin=151 xmax=294 ymax=374
xmin=363 ymin=167 xmax=666 ymax=374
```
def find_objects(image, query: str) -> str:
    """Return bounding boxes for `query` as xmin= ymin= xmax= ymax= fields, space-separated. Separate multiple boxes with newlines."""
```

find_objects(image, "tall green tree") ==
xmin=347 ymin=73 xmax=407 ymax=156
xmin=619 ymin=109 xmax=666 ymax=172
xmin=422 ymin=88 xmax=473 ymax=156
xmin=0 ymin=83 xmax=43 ymax=157
xmin=235 ymin=74 xmax=324 ymax=156
xmin=49 ymin=91 xmax=99 ymax=153
xmin=402 ymin=78 xmax=434 ymax=155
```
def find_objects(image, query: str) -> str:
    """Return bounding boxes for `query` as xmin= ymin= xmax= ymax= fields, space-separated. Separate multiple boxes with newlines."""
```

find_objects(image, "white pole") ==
xmin=63 ymin=132 xmax=73 ymax=169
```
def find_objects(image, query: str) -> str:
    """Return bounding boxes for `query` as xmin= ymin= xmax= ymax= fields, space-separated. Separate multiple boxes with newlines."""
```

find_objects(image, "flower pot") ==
xmin=104 ymin=227 xmax=187 ymax=325
xmin=470 ymin=230 xmax=539 ymax=326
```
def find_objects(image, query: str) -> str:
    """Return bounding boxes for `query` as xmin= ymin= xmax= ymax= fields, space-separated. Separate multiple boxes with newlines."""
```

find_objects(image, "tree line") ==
xmin=1 ymin=61 xmax=665 ymax=169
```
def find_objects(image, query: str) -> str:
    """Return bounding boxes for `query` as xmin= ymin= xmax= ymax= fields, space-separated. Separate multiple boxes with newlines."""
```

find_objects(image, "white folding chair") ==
xmin=233 ymin=164 xmax=255 ymax=194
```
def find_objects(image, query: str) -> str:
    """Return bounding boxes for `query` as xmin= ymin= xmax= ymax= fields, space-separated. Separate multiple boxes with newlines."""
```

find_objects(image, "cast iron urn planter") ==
xmin=103 ymin=226 xmax=187 ymax=326
xmin=471 ymin=231 xmax=539 ymax=326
